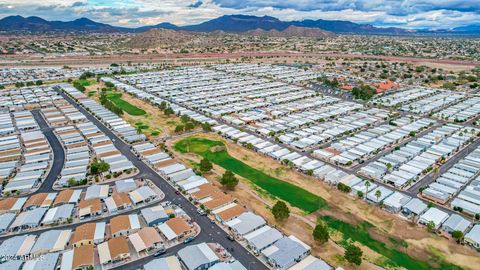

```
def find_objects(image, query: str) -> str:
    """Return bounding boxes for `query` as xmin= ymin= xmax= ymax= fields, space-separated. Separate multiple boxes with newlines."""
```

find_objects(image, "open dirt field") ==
xmin=2 ymin=52 xmax=478 ymax=70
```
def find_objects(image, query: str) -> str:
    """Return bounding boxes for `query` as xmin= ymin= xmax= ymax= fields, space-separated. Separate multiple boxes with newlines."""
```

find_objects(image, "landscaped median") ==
xmin=174 ymin=137 xmax=327 ymax=213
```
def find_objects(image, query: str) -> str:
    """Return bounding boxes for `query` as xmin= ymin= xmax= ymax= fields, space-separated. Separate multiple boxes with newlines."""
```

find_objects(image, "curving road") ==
xmin=31 ymin=109 xmax=65 ymax=193
xmin=56 ymin=88 xmax=268 ymax=270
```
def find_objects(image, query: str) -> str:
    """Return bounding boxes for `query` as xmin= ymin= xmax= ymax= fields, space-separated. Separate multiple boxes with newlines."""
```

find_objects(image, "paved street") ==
xmin=408 ymin=136 xmax=480 ymax=195
xmin=57 ymin=89 xmax=268 ymax=270
xmin=31 ymin=109 xmax=65 ymax=193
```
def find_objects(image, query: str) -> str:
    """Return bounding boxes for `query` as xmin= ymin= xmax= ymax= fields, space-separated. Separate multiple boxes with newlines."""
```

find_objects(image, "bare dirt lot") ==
xmin=2 ymin=52 xmax=478 ymax=70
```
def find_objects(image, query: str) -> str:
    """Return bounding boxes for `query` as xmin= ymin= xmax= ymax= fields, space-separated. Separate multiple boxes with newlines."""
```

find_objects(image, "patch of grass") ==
xmin=87 ymin=91 xmax=96 ymax=97
xmin=320 ymin=216 xmax=462 ymax=270
xmin=106 ymin=93 xmax=146 ymax=116
xmin=174 ymin=137 xmax=327 ymax=213
xmin=388 ymin=237 xmax=408 ymax=248
xmin=76 ymin=79 xmax=95 ymax=87
xmin=150 ymin=130 xmax=160 ymax=136
xmin=273 ymin=167 xmax=286 ymax=177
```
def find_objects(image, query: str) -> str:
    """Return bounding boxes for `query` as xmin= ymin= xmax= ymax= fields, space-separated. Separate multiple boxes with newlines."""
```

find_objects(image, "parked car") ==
xmin=183 ymin=236 xmax=195 ymax=244
xmin=154 ymin=248 xmax=166 ymax=257
xmin=226 ymin=234 xmax=235 ymax=241
xmin=197 ymin=208 xmax=206 ymax=215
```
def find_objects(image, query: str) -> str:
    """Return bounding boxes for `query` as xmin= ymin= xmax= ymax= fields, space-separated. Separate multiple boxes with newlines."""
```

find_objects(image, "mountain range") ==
xmin=0 ymin=14 xmax=479 ymax=35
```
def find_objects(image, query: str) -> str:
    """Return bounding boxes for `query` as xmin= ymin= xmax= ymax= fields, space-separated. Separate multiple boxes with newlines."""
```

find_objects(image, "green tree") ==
xmin=104 ymin=81 xmax=115 ymax=88
xmin=452 ymin=230 xmax=464 ymax=241
xmin=337 ymin=182 xmax=351 ymax=193
xmin=35 ymin=80 xmax=43 ymax=85
xmin=67 ymin=178 xmax=78 ymax=187
xmin=79 ymin=71 xmax=94 ymax=80
xmin=202 ymin=122 xmax=212 ymax=132
xmin=271 ymin=200 xmax=290 ymax=221
xmin=364 ymin=180 xmax=371 ymax=199
xmin=426 ymin=221 xmax=436 ymax=232
xmin=375 ymin=189 xmax=382 ymax=203
xmin=351 ymin=85 xmax=376 ymax=100
xmin=90 ymin=158 xmax=110 ymax=175
xmin=73 ymin=81 xmax=86 ymax=92
xmin=175 ymin=125 xmax=184 ymax=133
xmin=442 ymin=82 xmax=456 ymax=90
xmin=199 ymin=158 xmax=213 ymax=173
xmin=164 ymin=107 xmax=174 ymax=116
xmin=220 ymin=170 xmax=239 ymax=190
xmin=313 ymin=223 xmax=329 ymax=244
xmin=159 ymin=101 xmax=167 ymax=110
xmin=357 ymin=190 xmax=364 ymax=199
xmin=386 ymin=163 xmax=392 ymax=171
xmin=181 ymin=114 xmax=190 ymax=123
xmin=184 ymin=122 xmax=195 ymax=131
xmin=344 ymin=244 xmax=363 ymax=266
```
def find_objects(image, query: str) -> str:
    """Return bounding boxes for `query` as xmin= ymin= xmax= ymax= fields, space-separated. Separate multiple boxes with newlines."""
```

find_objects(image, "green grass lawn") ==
xmin=76 ymin=79 xmax=96 ymax=86
xmin=320 ymin=216 xmax=462 ymax=270
xmin=175 ymin=137 xmax=327 ymax=213
xmin=106 ymin=93 xmax=146 ymax=116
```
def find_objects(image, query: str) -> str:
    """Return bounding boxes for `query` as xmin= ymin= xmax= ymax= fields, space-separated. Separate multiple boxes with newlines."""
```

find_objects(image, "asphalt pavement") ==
xmin=57 ymin=89 xmax=268 ymax=270
xmin=31 ymin=109 xmax=65 ymax=193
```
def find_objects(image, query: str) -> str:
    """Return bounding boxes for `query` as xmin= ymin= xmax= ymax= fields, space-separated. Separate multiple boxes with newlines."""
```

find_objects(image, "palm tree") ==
xmin=375 ymin=190 xmax=382 ymax=204
xmin=364 ymin=180 xmax=371 ymax=200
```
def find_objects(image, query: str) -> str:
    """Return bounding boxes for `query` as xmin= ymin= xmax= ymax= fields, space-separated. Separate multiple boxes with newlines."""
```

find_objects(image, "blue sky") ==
xmin=1 ymin=0 xmax=479 ymax=29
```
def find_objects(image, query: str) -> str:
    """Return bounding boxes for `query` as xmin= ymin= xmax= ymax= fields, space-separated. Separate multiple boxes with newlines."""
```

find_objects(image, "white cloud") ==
xmin=0 ymin=0 xmax=478 ymax=29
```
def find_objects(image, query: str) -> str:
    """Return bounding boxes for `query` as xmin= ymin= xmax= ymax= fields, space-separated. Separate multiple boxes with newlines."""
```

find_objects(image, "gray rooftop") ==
xmin=10 ymin=207 xmax=47 ymax=229
xmin=22 ymin=252 xmax=59 ymax=270
xmin=465 ymin=224 xmax=480 ymax=244
xmin=210 ymin=261 xmax=247 ymax=270
xmin=0 ymin=235 xmax=31 ymax=257
xmin=30 ymin=230 xmax=68 ymax=255
xmin=143 ymin=256 xmax=181 ymax=270
xmin=0 ymin=259 xmax=23 ymax=269
xmin=263 ymin=237 xmax=309 ymax=269
xmin=177 ymin=242 xmax=219 ymax=270
xmin=246 ymin=226 xmax=283 ymax=251
xmin=141 ymin=205 xmax=169 ymax=225
xmin=115 ymin=179 xmax=137 ymax=193
xmin=226 ymin=212 xmax=266 ymax=236
xmin=403 ymin=198 xmax=427 ymax=215
xmin=0 ymin=212 xmax=16 ymax=232
xmin=442 ymin=214 xmax=471 ymax=233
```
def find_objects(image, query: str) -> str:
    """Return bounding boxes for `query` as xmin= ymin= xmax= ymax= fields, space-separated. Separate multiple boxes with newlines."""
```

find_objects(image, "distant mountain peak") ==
xmin=245 ymin=25 xmax=335 ymax=38
xmin=0 ymin=14 xmax=478 ymax=35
